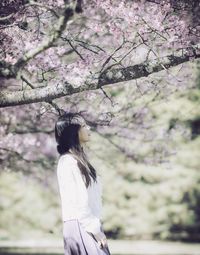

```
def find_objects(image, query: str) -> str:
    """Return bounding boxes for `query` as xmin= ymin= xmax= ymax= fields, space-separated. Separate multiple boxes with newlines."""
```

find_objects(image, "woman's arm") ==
xmin=57 ymin=155 xmax=102 ymax=236
xmin=71 ymin=158 xmax=108 ymax=249
xmin=70 ymin=158 xmax=102 ymax=235
xmin=57 ymin=156 xmax=78 ymax=216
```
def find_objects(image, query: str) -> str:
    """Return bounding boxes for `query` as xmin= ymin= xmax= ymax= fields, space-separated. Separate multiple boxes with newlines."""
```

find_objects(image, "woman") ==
xmin=55 ymin=112 xmax=111 ymax=255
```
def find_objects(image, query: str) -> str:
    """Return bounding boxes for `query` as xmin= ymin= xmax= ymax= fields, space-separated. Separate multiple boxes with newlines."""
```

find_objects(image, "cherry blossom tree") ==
xmin=0 ymin=1 xmax=200 ymax=240
xmin=0 ymin=0 xmax=199 ymax=108
xmin=0 ymin=0 xmax=199 ymax=168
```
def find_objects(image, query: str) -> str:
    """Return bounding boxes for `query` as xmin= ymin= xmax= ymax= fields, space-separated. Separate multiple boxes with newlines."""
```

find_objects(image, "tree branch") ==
xmin=98 ymin=44 xmax=200 ymax=86
xmin=0 ymin=44 xmax=199 ymax=108
xmin=0 ymin=1 xmax=75 ymax=78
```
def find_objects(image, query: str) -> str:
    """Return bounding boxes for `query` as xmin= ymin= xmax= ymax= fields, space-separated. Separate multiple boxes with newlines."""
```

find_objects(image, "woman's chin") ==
xmin=86 ymin=137 xmax=90 ymax=142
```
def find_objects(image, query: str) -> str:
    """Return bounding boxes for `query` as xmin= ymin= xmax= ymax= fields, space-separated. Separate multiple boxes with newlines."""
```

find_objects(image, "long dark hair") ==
xmin=55 ymin=112 xmax=98 ymax=188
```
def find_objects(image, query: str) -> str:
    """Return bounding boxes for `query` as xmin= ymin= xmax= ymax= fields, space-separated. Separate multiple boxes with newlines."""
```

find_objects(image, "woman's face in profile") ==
xmin=78 ymin=123 xmax=91 ymax=143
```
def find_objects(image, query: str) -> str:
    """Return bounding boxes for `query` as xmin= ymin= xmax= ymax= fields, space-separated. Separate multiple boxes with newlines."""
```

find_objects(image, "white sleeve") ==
xmin=58 ymin=156 xmax=102 ymax=235
xmin=71 ymin=158 xmax=102 ymax=235
xmin=57 ymin=156 xmax=78 ymax=216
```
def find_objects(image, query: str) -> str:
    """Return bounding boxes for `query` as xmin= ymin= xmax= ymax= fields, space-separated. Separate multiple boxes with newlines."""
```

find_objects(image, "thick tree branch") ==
xmin=98 ymin=45 xmax=200 ymax=86
xmin=0 ymin=44 xmax=199 ymax=108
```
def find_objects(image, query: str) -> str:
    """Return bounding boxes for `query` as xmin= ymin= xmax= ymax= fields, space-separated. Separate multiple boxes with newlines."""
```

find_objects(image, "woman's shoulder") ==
xmin=57 ymin=153 xmax=78 ymax=170
xmin=59 ymin=153 xmax=77 ymax=162
xmin=57 ymin=153 xmax=78 ymax=176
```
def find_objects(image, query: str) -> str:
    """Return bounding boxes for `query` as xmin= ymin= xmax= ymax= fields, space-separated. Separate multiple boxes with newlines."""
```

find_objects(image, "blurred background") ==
xmin=0 ymin=0 xmax=200 ymax=254
xmin=0 ymin=60 xmax=200 ymax=254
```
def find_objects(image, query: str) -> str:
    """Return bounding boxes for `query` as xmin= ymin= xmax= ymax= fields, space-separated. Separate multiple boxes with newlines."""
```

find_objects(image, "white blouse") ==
xmin=56 ymin=153 xmax=103 ymax=235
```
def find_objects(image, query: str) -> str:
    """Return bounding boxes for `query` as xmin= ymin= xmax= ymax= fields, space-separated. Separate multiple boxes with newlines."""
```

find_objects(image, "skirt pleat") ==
xmin=63 ymin=219 xmax=111 ymax=255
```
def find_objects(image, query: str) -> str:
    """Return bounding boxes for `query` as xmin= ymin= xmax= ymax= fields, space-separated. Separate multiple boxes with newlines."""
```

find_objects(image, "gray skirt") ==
xmin=63 ymin=219 xmax=111 ymax=255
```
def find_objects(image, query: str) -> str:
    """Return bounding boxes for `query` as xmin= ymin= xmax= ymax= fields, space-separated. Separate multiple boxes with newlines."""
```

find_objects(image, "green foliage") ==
xmin=0 ymin=172 xmax=60 ymax=240
xmin=0 ymin=63 xmax=200 ymax=241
